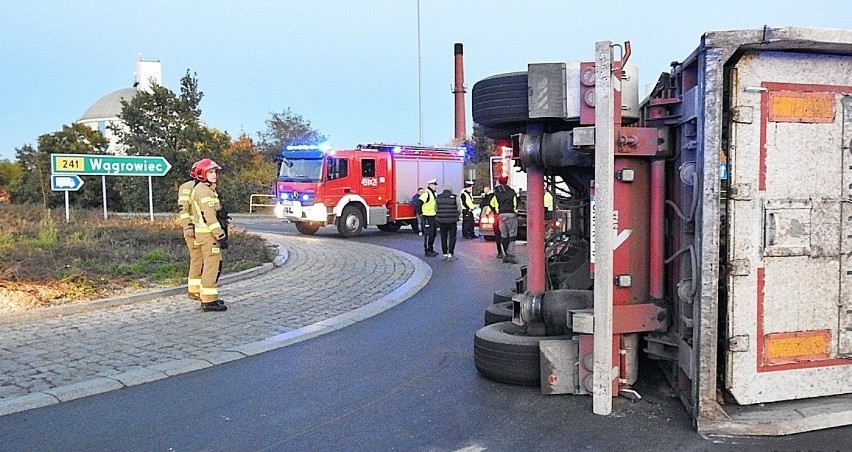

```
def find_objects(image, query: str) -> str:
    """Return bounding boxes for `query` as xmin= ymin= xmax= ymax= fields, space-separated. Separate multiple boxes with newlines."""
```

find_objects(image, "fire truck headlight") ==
xmin=280 ymin=192 xmax=290 ymax=201
xmin=301 ymin=194 xmax=310 ymax=202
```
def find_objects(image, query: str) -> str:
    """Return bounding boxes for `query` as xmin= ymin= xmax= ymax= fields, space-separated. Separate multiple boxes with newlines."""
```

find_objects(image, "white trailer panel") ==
xmin=726 ymin=50 xmax=852 ymax=404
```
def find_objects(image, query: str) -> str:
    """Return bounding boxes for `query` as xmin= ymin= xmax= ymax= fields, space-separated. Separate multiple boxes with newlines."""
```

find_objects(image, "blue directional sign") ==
xmin=51 ymin=174 xmax=84 ymax=191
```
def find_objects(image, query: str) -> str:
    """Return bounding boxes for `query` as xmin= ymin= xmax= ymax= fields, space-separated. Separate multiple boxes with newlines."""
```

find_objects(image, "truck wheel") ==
xmin=474 ymin=321 xmax=569 ymax=386
xmin=493 ymin=288 xmax=515 ymax=304
xmin=295 ymin=222 xmax=320 ymax=235
xmin=484 ymin=301 xmax=513 ymax=326
xmin=472 ymin=72 xmax=529 ymax=129
xmin=337 ymin=205 xmax=364 ymax=237
xmin=377 ymin=221 xmax=402 ymax=232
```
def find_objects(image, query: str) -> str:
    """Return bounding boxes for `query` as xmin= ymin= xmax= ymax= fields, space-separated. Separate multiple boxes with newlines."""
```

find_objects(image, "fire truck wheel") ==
xmin=337 ymin=205 xmax=364 ymax=237
xmin=474 ymin=321 xmax=569 ymax=386
xmin=471 ymin=72 xmax=529 ymax=129
xmin=493 ymin=288 xmax=515 ymax=304
xmin=484 ymin=301 xmax=513 ymax=326
xmin=376 ymin=221 xmax=402 ymax=232
xmin=295 ymin=222 xmax=321 ymax=235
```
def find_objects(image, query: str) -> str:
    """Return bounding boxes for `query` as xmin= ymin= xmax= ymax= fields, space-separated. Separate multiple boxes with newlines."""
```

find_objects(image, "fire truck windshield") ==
xmin=278 ymin=158 xmax=323 ymax=182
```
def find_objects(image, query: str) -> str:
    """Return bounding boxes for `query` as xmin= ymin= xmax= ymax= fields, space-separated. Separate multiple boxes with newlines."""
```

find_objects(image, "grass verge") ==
xmin=0 ymin=204 xmax=275 ymax=312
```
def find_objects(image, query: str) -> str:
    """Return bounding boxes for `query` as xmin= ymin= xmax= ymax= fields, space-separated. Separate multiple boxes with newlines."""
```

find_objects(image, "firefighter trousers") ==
xmin=185 ymin=236 xmax=203 ymax=296
xmin=196 ymin=234 xmax=223 ymax=303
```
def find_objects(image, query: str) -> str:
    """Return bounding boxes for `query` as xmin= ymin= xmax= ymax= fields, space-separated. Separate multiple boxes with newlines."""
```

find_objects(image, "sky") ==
xmin=2 ymin=1 xmax=851 ymax=161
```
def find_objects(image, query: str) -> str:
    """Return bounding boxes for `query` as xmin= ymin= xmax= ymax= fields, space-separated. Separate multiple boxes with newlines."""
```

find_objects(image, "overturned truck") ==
xmin=472 ymin=27 xmax=852 ymax=435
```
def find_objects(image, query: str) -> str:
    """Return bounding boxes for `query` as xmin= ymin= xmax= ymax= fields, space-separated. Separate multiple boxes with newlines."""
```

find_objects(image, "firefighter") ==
xmin=420 ymin=178 xmax=439 ymax=257
xmin=190 ymin=158 xmax=228 ymax=312
xmin=490 ymin=175 xmax=519 ymax=264
xmin=177 ymin=161 xmax=203 ymax=301
xmin=460 ymin=180 xmax=477 ymax=239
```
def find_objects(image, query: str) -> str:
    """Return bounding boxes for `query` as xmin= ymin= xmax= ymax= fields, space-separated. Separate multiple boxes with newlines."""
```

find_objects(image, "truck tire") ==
xmin=484 ymin=301 xmax=513 ymax=326
xmin=474 ymin=321 xmax=569 ymax=386
xmin=295 ymin=222 xmax=320 ymax=235
xmin=472 ymin=72 xmax=529 ymax=130
xmin=493 ymin=288 xmax=515 ymax=304
xmin=376 ymin=221 xmax=402 ymax=232
xmin=337 ymin=205 xmax=364 ymax=237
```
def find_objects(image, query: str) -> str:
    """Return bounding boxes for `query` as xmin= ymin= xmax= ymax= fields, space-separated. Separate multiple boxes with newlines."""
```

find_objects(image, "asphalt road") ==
xmin=0 ymin=220 xmax=848 ymax=451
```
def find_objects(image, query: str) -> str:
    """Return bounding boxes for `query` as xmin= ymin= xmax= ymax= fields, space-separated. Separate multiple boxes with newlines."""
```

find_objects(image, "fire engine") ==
xmin=471 ymin=27 xmax=852 ymax=435
xmin=274 ymin=143 xmax=465 ymax=237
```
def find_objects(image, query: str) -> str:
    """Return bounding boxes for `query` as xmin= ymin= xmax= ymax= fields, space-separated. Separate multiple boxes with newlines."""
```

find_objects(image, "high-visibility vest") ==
xmin=419 ymin=189 xmax=437 ymax=216
xmin=460 ymin=190 xmax=475 ymax=211
xmin=544 ymin=191 xmax=553 ymax=211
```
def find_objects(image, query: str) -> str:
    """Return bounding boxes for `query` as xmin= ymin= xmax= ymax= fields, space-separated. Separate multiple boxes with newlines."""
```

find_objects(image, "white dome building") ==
xmin=77 ymin=58 xmax=162 ymax=154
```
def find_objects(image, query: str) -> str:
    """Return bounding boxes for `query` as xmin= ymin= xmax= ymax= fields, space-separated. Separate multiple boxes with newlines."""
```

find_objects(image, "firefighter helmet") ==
xmin=189 ymin=160 xmax=202 ymax=180
xmin=195 ymin=158 xmax=222 ymax=182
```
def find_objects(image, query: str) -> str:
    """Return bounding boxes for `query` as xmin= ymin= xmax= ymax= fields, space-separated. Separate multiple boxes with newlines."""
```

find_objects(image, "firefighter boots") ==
xmin=201 ymin=301 xmax=227 ymax=312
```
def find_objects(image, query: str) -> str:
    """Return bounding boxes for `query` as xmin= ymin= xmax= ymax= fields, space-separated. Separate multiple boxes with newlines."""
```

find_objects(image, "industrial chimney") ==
xmin=452 ymin=43 xmax=467 ymax=141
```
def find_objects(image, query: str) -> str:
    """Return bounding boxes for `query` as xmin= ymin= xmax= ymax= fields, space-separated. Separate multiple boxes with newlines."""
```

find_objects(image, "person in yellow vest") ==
xmin=460 ymin=180 xmax=478 ymax=239
xmin=544 ymin=190 xmax=554 ymax=221
xmin=177 ymin=161 xmax=203 ymax=301
xmin=419 ymin=178 xmax=439 ymax=257
xmin=191 ymin=158 xmax=227 ymax=312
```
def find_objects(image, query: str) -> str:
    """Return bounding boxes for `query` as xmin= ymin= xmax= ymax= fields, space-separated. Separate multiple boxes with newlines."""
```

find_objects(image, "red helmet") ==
xmin=189 ymin=160 xmax=201 ymax=180
xmin=195 ymin=158 xmax=222 ymax=182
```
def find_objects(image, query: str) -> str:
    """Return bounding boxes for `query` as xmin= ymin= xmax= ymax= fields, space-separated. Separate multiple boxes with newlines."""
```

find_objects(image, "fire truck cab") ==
xmin=274 ymin=143 xmax=465 ymax=237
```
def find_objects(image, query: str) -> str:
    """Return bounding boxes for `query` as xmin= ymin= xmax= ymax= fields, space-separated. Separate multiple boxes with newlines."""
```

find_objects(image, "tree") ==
xmin=470 ymin=123 xmax=495 ymax=163
xmin=0 ymin=158 xmax=23 ymax=192
xmin=256 ymin=109 xmax=327 ymax=161
xmin=216 ymin=134 xmax=276 ymax=212
xmin=112 ymin=71 xmax=230 ymax=212
xmin=10 ymin=124 xmax=109 ymax=207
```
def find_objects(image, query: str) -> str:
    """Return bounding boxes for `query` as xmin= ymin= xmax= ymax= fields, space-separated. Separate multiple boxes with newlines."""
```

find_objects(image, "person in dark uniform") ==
xmin=435 ymin=183 xmax=461 ymax=260
xmin=490 ymin=175 xmax=519 ymax=264
xmin=480 ymin=186 xmax=505 ymax=258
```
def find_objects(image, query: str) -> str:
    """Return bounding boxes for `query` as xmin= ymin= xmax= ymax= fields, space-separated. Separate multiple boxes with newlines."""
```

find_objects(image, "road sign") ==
xmin=51 ymin=154 xmax=172 ymax=176
xmin=51 ymin=174 xmax=84 ymax=191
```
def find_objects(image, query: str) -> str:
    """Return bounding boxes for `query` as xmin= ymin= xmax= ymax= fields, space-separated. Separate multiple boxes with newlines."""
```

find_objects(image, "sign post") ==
xmin=51 ymin=154 xmax=172 ymax=220
xmin=51 ymin=174 xmax=84 ymax=223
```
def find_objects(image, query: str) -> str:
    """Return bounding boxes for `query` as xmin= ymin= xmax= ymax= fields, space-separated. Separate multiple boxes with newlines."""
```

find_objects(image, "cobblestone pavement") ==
xmin=0 ymin=232 xmax=431 ymax=416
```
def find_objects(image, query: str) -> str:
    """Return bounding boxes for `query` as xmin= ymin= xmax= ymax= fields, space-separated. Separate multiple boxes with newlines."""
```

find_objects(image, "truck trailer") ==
xmin=471 ymin=26 xmax=852 ymax=435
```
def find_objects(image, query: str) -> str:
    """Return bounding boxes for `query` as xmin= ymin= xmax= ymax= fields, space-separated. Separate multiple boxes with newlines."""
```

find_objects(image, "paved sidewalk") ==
xmin=0 ymin=233 xmax=431 ymax=417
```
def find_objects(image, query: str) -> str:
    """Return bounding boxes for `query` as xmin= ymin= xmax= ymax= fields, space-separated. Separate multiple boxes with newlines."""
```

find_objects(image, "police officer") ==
xmin=460 ymin=180 xmax=477 ymax=239
xmin=419 ymin=178 xmax=439 ymax=257
xmin=191 ymin=158 xmax=228 ymax=312
xmin=490 ymin=175 xmax=519 ymax=264
xmin=177 ymin=161 xmax=203 ymax=301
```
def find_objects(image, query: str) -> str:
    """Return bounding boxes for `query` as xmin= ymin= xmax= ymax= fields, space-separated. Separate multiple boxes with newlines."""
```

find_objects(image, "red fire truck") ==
xmin=273 ymin=143 xmax=465 ymax=237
